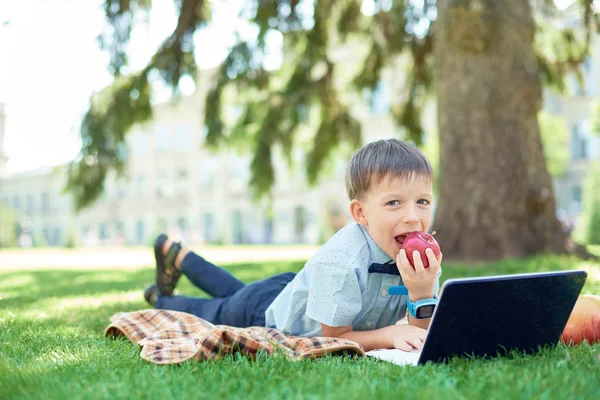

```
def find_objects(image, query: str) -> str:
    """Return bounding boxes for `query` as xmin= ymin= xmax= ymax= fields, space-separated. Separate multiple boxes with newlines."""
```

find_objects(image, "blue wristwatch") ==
xmin=388 ymin=286 xmax=438 ymax=319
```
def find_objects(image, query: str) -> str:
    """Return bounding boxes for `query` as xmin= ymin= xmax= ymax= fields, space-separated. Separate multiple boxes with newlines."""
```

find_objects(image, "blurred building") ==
xmin=0 ymin=38 xmax=598 ymax=247
xmin=0 ymin=104 xmax=7 ymax=177
xmin=546 ymin=38 xmax=600 ymax=232
xmin=0 ymin=67 xmax=411 ymax=247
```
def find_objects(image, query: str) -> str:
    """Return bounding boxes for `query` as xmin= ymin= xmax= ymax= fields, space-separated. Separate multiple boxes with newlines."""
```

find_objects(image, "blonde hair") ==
xmin=345 ymin=139 xmax=434 ymax=200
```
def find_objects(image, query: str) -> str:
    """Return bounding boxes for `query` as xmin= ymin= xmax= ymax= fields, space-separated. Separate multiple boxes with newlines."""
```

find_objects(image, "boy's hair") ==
xmin=345 ymin=138 xmax=434 ymax=200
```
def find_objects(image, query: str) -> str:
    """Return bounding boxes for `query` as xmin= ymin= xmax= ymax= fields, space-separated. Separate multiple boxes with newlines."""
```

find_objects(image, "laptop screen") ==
xmin=419 ymin=270 xmax=587 ymax=364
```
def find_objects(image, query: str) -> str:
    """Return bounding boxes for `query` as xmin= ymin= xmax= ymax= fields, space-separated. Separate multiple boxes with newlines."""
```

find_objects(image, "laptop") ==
xmin=366 ymin=270 xmax=587 ymax=366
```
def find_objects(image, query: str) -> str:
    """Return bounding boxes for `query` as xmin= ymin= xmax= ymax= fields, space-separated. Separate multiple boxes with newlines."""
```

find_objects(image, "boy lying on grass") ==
xmin=144 ymin=138 xmax=442 ymax=352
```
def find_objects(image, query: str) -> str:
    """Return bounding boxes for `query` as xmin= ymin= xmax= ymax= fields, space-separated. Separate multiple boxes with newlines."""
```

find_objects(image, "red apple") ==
xmin=560 ymin=294 xmax=600 ymax=346
xmin=401 ymin=231 xmax=441 ymax=268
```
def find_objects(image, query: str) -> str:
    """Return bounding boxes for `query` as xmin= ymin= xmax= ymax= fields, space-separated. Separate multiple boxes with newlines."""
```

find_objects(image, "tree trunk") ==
xmin=432 ymin=0 xmax=575 ymax=262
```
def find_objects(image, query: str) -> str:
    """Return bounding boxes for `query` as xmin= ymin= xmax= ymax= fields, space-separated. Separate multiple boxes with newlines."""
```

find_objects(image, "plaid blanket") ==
xmin=105 ymin=309 xmax=365 ymax=365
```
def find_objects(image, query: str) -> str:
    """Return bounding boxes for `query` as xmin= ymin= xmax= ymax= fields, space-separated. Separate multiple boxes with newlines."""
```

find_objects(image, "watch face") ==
xmin=416 ymin=304 xmax=436 ymax=319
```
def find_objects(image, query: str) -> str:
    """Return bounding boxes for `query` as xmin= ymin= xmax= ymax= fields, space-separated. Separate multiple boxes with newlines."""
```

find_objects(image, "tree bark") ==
xmin=432 ymin=0 xmax=579 ymax=262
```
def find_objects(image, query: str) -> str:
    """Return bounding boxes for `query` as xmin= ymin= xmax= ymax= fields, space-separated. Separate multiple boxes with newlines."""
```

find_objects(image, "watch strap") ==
xmin=388 ymin=286 xmax=438 ymax=318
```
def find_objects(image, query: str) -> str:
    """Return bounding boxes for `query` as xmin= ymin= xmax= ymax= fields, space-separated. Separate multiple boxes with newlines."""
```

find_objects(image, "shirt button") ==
xmin=381 ymin=289 xmax=388 ymax=296
xmin=365 ymin=322 xmax=373 ymax=329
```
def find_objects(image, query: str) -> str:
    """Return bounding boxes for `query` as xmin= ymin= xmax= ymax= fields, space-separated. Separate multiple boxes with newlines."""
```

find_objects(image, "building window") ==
xmin=115 ymin=222 xmax=125 ymax=242
xmin=155 ymin=128 xmax=170 ymax=152
xmin=41 ymin=192 xmax=50 ymax=214
xmin=26 ymin=194 xmax=34 ymax=215
xmin=200 ymin=157 xmax=217 ymax=189
xmin=156 ymin=170 xmax=169 ymax=198
xmin=43 ymin=226 xmax=52 ymax=246
xmin=263 ymin=211 xmax=274 ymax=244
xmin=294 ymin=206 xmax=306 ymax=243
xmin=572 ymin=185 xmax=582 ymax=204
xmin=53 ymin=227 xmax=62 ymax=246
xmin=232 ymin=210 xmax=243 ymax=244
xmin=570 ymin=123 xmax=588 ymax=160
xmin=136 ymin=176 xmax=147 ymax=196
xmin=99 ymin=223 xmax=107 ymax=241
xmin=203 ymin=213 xmax=213 ymax=242
xmin=583 ymin=57 xmax=593 ymax=95
xmin=231 ymin=156 xmax=250 ymax=186
xmin=136 ymin=220 xmax=145 ymax=244
xmin=116 ymin=179 xmax=127 ymax=199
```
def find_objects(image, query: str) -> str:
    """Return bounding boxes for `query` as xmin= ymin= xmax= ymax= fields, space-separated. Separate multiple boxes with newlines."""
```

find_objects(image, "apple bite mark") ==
xmin=395 ymin=234 xmax=407 ymax=251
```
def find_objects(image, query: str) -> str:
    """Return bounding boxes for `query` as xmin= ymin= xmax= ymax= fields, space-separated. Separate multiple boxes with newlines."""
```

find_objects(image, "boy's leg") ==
xmin=159 ymin=235 xmax=245 ymax=298
xmin=155 ymin=272 xmax=295 ymax=327
xmin=155 ymin=294 xmax=226 ymax=323
xmin=179 ymin=252 xmax=246 ymax=298
xmin=217 ymin=272 xmax=296 ymax=327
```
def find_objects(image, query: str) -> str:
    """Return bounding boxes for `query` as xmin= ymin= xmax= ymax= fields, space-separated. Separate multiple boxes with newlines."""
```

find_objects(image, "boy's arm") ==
xmin=409 ymin=316 xmax=432 ymax=330
xmin=321 ymin=323 xmax=426 ymax=352
xmin=397 ymin=248 xmax=442 ymax=331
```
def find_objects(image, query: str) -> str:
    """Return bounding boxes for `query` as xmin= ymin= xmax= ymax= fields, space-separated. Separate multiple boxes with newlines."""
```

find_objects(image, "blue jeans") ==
xmin=155 ymin=252 xmax=295 ymax=327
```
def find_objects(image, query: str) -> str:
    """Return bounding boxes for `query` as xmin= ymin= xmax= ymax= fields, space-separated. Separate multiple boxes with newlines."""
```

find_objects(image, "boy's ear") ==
xmin=349 ymin=199 xmax=368 ymax=225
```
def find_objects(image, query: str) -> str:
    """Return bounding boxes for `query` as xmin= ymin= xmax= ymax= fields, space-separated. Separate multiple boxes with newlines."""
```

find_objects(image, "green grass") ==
xmin=1 ymin=255 xmax=600 ymax=400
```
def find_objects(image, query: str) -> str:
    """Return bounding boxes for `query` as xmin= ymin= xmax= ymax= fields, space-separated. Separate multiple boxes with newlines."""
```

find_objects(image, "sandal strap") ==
xmin=164 ymin=241 xmax=182 ymax=273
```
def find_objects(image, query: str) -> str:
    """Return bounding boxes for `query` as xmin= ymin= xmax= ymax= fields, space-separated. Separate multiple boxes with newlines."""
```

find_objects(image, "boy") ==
xmin=144 ymin=138 xmax=442 ymax=352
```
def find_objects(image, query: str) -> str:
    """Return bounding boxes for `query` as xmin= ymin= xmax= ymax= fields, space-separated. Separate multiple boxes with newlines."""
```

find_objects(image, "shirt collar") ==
xmin=357 ymin=223 xmax=393 ymax=265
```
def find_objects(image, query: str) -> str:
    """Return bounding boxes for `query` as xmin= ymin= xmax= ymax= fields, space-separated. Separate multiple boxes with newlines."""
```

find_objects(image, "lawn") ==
xmin=1 ymin=252 xmax=599 ymax=399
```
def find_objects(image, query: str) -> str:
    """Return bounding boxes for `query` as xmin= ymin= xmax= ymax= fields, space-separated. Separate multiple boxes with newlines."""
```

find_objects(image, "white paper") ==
xmin=366 ymin=348 xmax=421 ymax=366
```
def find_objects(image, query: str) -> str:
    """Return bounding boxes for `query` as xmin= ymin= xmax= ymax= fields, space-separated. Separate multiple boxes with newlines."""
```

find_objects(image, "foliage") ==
xmin=68 ymin=0 xmax=600 ymax=209
xmin=66 ymin=71 xmax=153 ymax=210
xmin=573 ymin=163 xmax=600 ymax=245
xmin=538 ymin=111 xmax=570 ymax=177
xmin=0 ymin=204 xmax=18 ymax=248
xmin=593 ymin=98 xmax=600 ymax=135
xmin=587 ymin=205 xmax=600 ymax=245
xmin=584 ymin=163 xmax=600 ymax=245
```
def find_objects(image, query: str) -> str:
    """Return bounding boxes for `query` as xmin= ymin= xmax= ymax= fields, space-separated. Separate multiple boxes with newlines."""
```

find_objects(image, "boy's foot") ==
xmin=154 ymin=233 xmax=183 ymax=296
xmin=144 ymin=283 xmax=159 ymax=307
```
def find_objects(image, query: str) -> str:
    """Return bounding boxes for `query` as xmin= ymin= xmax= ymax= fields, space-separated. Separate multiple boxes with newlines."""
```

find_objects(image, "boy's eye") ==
xmin=387 ymin=200 xmax=400 ymax=206
xmin=417 ymin=199 xmax=430 ymax=205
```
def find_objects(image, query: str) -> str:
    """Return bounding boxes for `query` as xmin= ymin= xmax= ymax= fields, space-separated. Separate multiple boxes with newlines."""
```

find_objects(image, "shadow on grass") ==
xmin=0 ymin=260 xmax=307 ymax=367
xmin=0 ymin=260 xmax=306 ymax=311
xmin=440 ymin=254 xmax=592 ymax=281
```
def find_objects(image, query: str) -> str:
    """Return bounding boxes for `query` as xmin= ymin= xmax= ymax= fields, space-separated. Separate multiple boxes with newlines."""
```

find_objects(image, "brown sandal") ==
xmin=153 ymin=234 xmax=182 ymax=296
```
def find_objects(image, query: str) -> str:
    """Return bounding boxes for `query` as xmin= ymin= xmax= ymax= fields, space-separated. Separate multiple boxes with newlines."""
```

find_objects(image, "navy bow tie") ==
xmin=368 ymin=260 xmax=399 ymax=275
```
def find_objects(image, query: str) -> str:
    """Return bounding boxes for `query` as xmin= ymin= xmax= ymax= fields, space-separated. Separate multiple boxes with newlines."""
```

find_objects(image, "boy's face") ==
xmin=350 ymin=174 xmax=434 ymax=260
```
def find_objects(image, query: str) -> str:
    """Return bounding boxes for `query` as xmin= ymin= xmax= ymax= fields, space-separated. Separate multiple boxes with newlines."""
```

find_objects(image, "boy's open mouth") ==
xmin=395 ymin=234 xmax=408 ymax=247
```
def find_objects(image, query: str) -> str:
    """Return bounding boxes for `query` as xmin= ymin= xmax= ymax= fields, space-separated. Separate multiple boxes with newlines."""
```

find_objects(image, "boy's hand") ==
xmin=389 ymin=324 xmax=428 ymax=351
xmin=396 ymin=248 xmax=442 ymax=300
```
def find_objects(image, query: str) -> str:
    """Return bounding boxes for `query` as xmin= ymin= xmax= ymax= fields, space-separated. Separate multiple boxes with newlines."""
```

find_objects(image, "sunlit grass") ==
xmin=1 ymin=255 xmax=599 ymax=399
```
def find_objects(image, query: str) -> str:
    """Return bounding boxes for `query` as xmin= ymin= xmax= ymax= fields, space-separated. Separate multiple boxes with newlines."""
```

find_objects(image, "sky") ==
xmin=0 ymin=0 xmax=261 ymax=174
xmin=0 ymin=0 xmax=579 ymax=174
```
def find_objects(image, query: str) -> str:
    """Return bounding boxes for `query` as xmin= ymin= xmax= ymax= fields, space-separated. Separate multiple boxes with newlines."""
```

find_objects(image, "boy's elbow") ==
xmin=321 ymin=323 xmax=353 ymax=338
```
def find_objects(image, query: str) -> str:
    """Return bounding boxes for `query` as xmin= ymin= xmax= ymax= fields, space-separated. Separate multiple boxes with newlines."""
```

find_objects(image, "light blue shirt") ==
xmin=264 ymin=223 xmax=441 ymax=337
